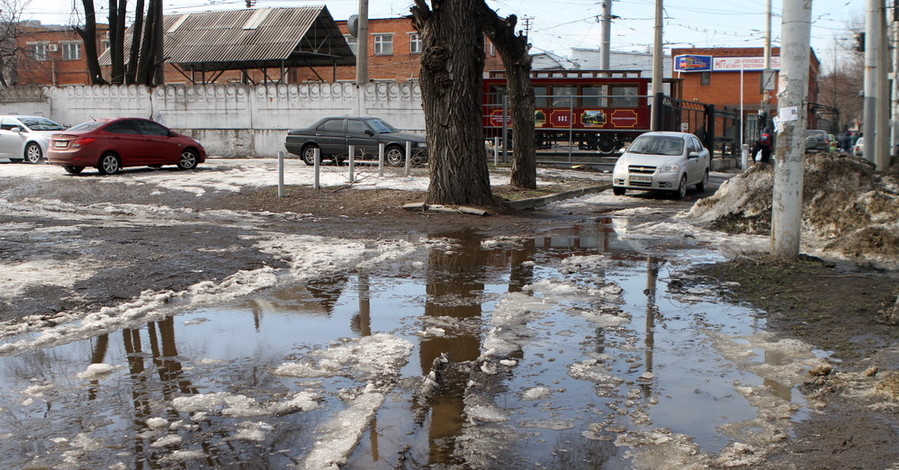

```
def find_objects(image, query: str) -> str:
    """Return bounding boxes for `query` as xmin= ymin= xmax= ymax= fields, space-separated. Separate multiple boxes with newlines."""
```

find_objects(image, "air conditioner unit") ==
xmin=48 ymin=44 xmax=58 ymax=52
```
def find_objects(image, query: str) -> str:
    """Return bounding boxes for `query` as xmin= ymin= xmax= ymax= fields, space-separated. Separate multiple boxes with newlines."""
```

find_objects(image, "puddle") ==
xmin=0 ymin=219 xmax=828 ymax=469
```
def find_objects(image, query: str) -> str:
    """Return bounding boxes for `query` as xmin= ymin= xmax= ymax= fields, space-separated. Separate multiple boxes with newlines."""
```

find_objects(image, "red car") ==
xmin=47 ymin=117 xmax=206 ymax=175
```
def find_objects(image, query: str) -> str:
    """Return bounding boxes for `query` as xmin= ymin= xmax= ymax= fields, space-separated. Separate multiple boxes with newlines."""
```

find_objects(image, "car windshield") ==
xmin=68 ymin=121 xmax=107 ymax=132
xmin=627 ymin=136 xmax=684 ymax=156
xmin=19 ymin=117 xmax=65 ymax=131
xmin=364 ymin=119 xmax=397 ymax=134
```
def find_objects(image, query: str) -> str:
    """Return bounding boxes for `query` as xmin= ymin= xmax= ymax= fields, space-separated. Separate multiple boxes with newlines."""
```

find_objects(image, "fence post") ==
xmin=378 ymin=143 xmax=385 ymax=177
xmin=741 ymin=143 xmax=750 ymax=170
xmin=405 ymin=141 xmax=411 ymax=177
xmin=278 ymin=151 xmax=285 ymax=197
xmin=493 ymin=136 xmax=499 ymax=166
xmin=313 ymin=147 xmax=321 ymax=189
xmin=348 ymin=145 xmax=355 ymax=182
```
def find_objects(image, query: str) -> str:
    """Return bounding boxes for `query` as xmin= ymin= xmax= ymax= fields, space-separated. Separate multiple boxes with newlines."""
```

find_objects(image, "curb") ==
xmin=502 ymin=184 xmax=612 ymax=211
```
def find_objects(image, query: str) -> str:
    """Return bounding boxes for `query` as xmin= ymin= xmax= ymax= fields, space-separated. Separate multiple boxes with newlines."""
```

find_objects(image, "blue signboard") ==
xmin=674 ymin=55 xmax=713 ymax=72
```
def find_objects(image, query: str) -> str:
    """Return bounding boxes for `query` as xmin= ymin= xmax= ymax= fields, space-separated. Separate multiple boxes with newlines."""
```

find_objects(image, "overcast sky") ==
xmin=29 ymin=0 xmax=862 ymax=71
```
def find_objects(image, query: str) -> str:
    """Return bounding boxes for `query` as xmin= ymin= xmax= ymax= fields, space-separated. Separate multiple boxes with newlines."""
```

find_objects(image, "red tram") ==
xmin=483 ymin=70 xmax=669 ymax=154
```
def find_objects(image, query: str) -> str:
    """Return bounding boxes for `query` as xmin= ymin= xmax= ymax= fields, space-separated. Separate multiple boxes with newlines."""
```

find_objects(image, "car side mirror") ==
xmin=10 ymin=126 xmax=22 ymax=133
xmin=365 ymin=130 xmax=374 ymax=137
xmin=688 ymin=151 xmax=700 ymax=158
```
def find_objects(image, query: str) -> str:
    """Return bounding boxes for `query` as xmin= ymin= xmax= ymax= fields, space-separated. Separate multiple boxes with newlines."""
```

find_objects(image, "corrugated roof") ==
xmin=100 ymin=6 xmax=355 ymax=71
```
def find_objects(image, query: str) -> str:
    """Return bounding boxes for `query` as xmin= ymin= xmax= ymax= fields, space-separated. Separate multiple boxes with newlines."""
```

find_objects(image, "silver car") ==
xmin=0 ymin=115 xmax=67 ymax=163
xmin=612 ymin=131 xmax=711 ymax=199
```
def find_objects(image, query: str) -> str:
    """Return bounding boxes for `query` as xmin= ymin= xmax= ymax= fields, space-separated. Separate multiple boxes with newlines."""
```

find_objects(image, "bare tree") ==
xmin=124 ymin=0 xmax=145 ymax=84
xmin=477 ymin=5 xmax=536 ymax=189
xmin=108 ymin=0 xmax=128 ymax=84
xmin=0 ymin=0 xmax=29 ymax=86
xmin=411 ymin=0 xmax=496 ymax=207
xmin=73 ymin=0 xmax=107 ymax=84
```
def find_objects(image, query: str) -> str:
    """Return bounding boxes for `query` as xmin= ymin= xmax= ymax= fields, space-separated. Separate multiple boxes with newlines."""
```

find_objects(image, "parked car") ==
xmin=0 ymin=115 xmax=67 ymax=163
xmin=804 ymin=129 xmax=829 ymax=150
xmin=853 ymin=137 xmax=864 ymax=157
xmin=285 ymin=117 xmax=427 ymax=166
xmin=47 ymin=117 xmax=206 ymax=175
xmin=612 ymin=131 xmax=711 ymax=199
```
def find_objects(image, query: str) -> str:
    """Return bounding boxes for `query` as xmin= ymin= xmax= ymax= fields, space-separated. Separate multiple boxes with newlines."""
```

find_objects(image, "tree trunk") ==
xmin=108 ymin=0 xmax=128 ymax=84
xmin=76 ymin=0 xmax=108 ymax=85
xmin=125 ymin=0 xmax=145 ymax=84
xmin=478 ymin=7 xmax=537 ymax=189
xmin=411 ymin=0 xmax=496 ymax=207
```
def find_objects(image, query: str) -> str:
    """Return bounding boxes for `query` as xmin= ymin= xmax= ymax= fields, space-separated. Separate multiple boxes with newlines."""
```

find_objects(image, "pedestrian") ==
xmin=751 ymin=127 xmax=773 ymax=163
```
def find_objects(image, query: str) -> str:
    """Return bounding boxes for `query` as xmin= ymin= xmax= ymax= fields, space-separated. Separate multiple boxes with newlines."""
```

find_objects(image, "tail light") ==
xmin=72 ymin=137 xmax=96 ymax=148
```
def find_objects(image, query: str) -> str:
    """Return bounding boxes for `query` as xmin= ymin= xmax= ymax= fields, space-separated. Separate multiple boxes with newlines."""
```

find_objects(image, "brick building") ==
xmin=671 ymin=47 xmax=820 ymax=119
xmin=14 ymin=22 xmax=110 ymax=86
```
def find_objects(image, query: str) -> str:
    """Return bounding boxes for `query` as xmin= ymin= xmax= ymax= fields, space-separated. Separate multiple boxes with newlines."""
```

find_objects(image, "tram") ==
xmin=483 ymin=70 xmax=674 ymax=154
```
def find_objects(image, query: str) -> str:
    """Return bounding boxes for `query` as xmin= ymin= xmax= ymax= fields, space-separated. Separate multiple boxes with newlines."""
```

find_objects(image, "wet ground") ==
xmin=0 ymin=159 xmax=895 ymax=469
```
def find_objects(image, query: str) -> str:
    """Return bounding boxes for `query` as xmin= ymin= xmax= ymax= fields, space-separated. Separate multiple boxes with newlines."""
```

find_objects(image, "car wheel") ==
xmin=24 ymin=143 xmax=43 ymax=163
xmin=696 ymin=169 xmax=709 ymax=192
xmin=385 ymin=146 xmax=405 ymax=167
xmin=177 ymin=149 xmax=199 ymax=170
xmin=301 ymin=145 xmax=318 ymax=166
xmin=64 ymin=165 xmax=84 ymax=174
xmin=674 ymin=174 xmax=687 ymax=199
xmin=612 ymin=186 xmax=626 ymax=196
xmin=97 ymin=153 xmax=121 ymax=175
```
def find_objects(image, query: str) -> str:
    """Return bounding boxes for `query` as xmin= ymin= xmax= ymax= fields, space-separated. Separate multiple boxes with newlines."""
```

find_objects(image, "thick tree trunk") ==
xmin=125 ymin=0 xmax=145 ymax=84
xmin=411 ymin=0 xmax=496 ymax=207
xmin=478 ymin=8 xmax=537 ymax=189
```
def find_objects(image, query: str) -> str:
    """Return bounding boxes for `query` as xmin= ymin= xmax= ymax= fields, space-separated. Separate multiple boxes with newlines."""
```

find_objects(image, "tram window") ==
xmin=552 ymin=86 xmax=577 ymax=108
xmin=581 ymin=86 xmax=607 ymax=107
xmin=610 ymin=85 xmax=638 ymax=107
xmin=488 ymin=86 xmax=507 ymax=105
xmin=534 ymin=86 xmax=548 ymax=107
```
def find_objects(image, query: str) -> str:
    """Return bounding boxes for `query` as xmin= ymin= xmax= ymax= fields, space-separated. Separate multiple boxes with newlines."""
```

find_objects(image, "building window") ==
xmin=485 ymin=39 xmax=495 ymax=56
xmin=62 ymin=42 xmax=81 ymax=60
xmin=344 ymin=34 xmax=358 ymax=55
xmin=101 ymin=39 xmax=110 ymax=52
xmin=701 ymin=72 xmax=710 ymax=86
xmin=29 ymin=43 xmax=48 ymax=61
xmin=374 ymin=34 xmax=393 ymax=55
xmin=409 ymin=33 xmax=422 ymax=54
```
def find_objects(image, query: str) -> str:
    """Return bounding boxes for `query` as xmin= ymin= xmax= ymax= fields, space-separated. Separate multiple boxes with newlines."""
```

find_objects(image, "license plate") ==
xmin=629 ymin=175 xmax=652 ymax=183
xmin=53 ymin=141 xmax=67 ymax=149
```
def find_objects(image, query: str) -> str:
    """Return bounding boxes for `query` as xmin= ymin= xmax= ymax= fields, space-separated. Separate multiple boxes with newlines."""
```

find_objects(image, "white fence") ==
xmin=0 ymin=82 xmax=426 ymax=157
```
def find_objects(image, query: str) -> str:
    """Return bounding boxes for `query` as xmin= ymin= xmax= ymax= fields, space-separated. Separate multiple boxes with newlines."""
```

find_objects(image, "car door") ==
xmin=135 ymin=119 xmax=179 ymax=164
xmin=0 ymin=117 xmax=24 ymax=158
xmin=345 ymin=119 xmax=376 ymax=158
xmin=315 ymin=119 xmax=346 ymax=156
xmin=103 ymin=119 xmax=144 ymax=165
xmin=685 ymin=136 xmax=703 ymax=183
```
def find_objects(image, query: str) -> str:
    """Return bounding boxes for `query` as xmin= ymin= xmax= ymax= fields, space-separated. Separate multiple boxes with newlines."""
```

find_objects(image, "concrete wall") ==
xmin=0 ymin=82 xmax=425 ymax=157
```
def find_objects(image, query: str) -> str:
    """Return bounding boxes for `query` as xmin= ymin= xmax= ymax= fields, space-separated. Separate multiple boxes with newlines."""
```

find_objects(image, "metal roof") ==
xmin=100 ymin=6 xmax=355 ymax=71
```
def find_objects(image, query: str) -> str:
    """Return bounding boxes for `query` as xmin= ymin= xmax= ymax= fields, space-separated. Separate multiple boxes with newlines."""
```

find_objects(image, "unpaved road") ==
xmin=0 ymin=158 xmax=896 ymax=469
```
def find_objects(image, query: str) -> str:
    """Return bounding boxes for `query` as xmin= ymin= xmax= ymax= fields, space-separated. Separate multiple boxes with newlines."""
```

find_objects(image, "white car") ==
xmin=612 ymin=131 xmax=711 ymax=199
xmin=0 ymin=115 xmax=67 ymax=163
xmin=852 ymin=136 xmax=864 ymax=157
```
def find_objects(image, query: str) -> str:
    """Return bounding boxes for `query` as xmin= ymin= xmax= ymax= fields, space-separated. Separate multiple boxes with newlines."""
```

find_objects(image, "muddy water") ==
xmin=0 ymin=220 xmax=824 ymax=469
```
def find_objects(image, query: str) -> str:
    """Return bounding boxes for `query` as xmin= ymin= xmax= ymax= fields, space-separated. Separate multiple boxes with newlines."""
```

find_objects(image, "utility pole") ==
xmin=761 ymin=0 xmax=773 ymax=123
xmin=863 ymin=0 xmax=879 ymax=164
xmin=877 ymin=4 xmax=890 ymax=170
xmin=650 ymin=0 xmax=664 ymax=131
xmin=770 ymin=0 xmax=811 ymax=258
xmin=355 ymin=0 xmax=369 ymax=86
xmin=599 ymin=0 xmax=612 ymax=70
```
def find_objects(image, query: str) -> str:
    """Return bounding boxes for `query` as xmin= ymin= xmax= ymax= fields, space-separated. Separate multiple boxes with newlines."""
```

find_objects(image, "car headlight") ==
xmin=660 ymin=164 xmax=680 ymax=173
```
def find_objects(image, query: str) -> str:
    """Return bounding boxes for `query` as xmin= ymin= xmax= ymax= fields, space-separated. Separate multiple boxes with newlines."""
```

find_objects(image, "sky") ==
xmin=28 ymin=0 xmax=862 ymax=72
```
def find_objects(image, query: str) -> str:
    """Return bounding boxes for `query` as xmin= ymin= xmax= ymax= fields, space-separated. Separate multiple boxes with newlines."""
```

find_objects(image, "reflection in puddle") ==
xmin=0 ymin=219 xmax=827 ymax=469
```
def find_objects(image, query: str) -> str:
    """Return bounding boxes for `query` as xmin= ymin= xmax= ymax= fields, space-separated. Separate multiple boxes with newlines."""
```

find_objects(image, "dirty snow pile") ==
xmin=685 ymin=153 xmax=899 ymax=262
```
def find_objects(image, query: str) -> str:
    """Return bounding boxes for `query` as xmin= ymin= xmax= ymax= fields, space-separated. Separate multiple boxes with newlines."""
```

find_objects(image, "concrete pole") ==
xmin=599 ymin=0 xmax=612 ymax=70
xmin=770 ymin=0 xmax=811 ymax=258
xmin=877 ymin=7 xmax=891 ymax=170
xmin=892 ymin=19 xmax=899 ymax=157
xmin=650 ymin=0 xmax=664 ymax=131
xmin=762 ymin=0 xmax=773 ymax=118
xmin=863 ymin=0 xmax=879 ymax=163
xmin=356 ymin=0 xmax=369 ymax=86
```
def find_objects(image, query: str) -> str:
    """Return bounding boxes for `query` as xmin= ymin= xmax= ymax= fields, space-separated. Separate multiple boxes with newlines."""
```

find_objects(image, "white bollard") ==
xmin=313 ymin=147 xmax=321 ymax=189
xmin=378 ymin=143 xmax=385 ymax=177
xmin=405 ymin=141 xmax=412 ymax=177
xmin=493 ymin=137 xmax=499 ymax=166
xmin=348 ymin=145 xmax=355 ymax=182
xmin=278 ymin=151 xmax=285 ymax=197
xmin=741 ymin=143 xmax=749 ymax=170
